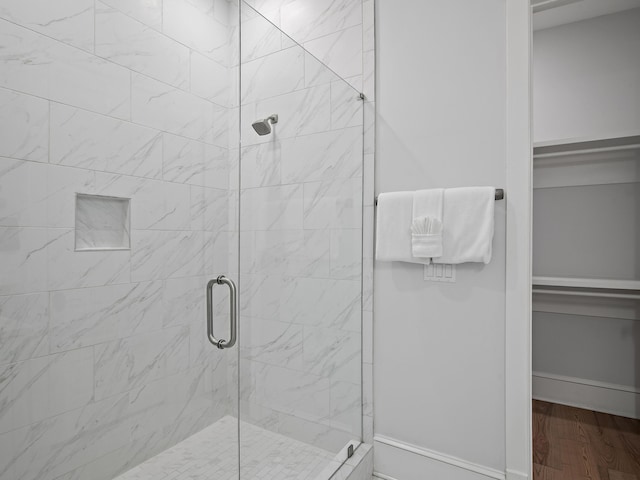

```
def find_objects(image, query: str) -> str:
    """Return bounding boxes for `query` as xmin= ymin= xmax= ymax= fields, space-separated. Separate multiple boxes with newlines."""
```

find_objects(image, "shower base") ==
xmin=114 ymin=416 xmax=339 ymax=480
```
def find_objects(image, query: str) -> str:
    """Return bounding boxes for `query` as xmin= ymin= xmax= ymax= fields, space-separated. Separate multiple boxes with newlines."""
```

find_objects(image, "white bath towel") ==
xmin=411 ymin=189 xmax=444 ymax=259
xmin=411 ymin=217 xmax=443 ymax=258
xmin=375 ymin=191 xmax=431 ymax=264
xmin=432 ymin=186 xmax=495 ymax=264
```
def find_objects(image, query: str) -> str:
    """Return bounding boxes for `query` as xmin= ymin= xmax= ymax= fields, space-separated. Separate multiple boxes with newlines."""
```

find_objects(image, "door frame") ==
xmin=504 ymin=1 xmax=533 ymax=479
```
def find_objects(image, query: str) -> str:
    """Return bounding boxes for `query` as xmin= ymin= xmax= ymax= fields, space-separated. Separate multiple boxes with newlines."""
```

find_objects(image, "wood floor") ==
xmin=533 ymin=400 xmax=640 ymax=480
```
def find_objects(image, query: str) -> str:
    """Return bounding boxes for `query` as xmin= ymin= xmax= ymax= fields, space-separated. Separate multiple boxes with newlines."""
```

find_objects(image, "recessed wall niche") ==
xmin=75 ymin=194 xmax=131 ymax=251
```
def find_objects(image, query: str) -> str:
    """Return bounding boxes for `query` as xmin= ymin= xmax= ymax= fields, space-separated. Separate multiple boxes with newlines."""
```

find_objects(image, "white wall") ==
xmin=534 ymin=313 xmax=640 ymax=387
xmin=533 ymin=8 xmax=640 ymax=142
xmin=374 ymin=1 xmax=514 ymax=478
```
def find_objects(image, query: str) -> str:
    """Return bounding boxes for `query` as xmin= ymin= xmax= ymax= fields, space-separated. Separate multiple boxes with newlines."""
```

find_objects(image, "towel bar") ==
xmin=374 ymin=188 xmax=504 ymax=206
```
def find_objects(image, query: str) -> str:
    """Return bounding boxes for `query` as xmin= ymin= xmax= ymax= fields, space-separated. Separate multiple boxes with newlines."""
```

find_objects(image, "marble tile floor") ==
xmin=114 ymin=416 xmax=339 ymax=480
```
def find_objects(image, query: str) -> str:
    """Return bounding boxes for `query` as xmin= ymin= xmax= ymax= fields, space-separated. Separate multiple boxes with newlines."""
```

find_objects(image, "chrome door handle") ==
xmin=206 ymin=275 xmax=237 ymax=349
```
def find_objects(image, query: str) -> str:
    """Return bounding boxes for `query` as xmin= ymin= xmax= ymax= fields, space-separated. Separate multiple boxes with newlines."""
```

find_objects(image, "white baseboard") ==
xmin=506 ymin=469 xmax=529 ymax=480
xmin=373 ymin=473 xmax=399 ymax=480
xmin=374 ymin=435 xmax=505 ymax=480
xmin=533 ymin=371 xmax=640 ymax=419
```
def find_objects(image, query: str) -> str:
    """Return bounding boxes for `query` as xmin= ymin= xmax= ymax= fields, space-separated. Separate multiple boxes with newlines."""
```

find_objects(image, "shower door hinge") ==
xmin=347 ymin=444 xmax=354 ymax=458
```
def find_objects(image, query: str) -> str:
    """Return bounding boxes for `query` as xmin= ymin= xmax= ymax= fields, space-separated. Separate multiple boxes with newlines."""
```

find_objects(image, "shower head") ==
xmin=251 ymin=114 xmax=278 ymax=136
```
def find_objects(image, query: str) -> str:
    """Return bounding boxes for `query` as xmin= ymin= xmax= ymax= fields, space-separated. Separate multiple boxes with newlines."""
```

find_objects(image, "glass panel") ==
xmin=238 ymin=2 xmax=364 ymax=478
xmin=0 ymin=1 xmax=239 ymax=478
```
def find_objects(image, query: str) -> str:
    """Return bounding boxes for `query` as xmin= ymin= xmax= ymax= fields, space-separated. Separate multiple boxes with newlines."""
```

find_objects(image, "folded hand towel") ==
xmin=411 ymin=189 xmax=444 ymax=259
xmin=432 ymin=186 xmax=495 ymax=264
xmin=375 ymin=192 xmax=431 ymax=264
xmin=411 ymin=216 xmax=443 ymax=258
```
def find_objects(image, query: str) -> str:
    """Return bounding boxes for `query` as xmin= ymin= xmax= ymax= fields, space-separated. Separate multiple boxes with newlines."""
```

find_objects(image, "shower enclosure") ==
xmin=0 ymin=1 xmax=364 ymax=479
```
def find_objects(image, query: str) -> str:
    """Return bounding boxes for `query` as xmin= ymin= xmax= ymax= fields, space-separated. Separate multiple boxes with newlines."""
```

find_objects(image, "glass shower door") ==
xmin=237 ymin=3 xmax=364 ymax=478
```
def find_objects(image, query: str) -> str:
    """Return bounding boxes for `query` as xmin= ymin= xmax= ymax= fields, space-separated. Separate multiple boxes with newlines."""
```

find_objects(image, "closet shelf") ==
xmin=533 ymin=276 xmax=640 ymax=300
xmin=533 ymin=276 xmax=640 ymax=290
xmin=533 ymin=133 xmax=640 ymax=159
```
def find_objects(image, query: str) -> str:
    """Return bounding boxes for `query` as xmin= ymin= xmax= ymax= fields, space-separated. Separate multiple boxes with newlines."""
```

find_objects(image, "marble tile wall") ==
xmin=241 ymin=0 xmax=375 ymax=448
xmin=0 ymin=1 xmax=235 ymax=479
xmin=244 ymin=0 xmax=365 ymax=92
xmin=0 ymin=0 xmax=374 ymax=477
xmin=235 ymin=0 xmax=375 ymax=455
